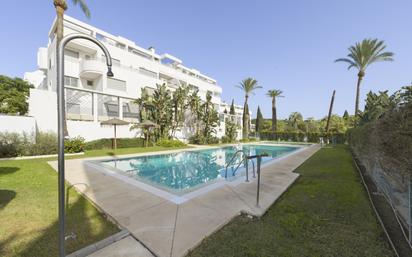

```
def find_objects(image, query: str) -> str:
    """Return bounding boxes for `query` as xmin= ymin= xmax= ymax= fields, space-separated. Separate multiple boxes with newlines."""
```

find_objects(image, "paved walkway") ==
xmin=49 ymin=144 xmax=320 ymax=257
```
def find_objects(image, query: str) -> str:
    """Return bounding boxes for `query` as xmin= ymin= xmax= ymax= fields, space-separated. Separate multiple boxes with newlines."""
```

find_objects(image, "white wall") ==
xmin=29 ymin=88 xmax=58 ymax=132
xmin=0 ymin=115 xmax=36 ymax=136
xmin=67 ymin=120 xmax=139 ymax=141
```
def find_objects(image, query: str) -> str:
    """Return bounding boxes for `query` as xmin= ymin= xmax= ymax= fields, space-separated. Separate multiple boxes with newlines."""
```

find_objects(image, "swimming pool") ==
xmin=97 ymin=144 xmax=299 ymax=195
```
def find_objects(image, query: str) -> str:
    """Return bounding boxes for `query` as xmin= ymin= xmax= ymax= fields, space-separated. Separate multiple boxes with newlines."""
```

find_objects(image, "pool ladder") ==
xmin=225 ymin=150 xmax=255 ymax=182
xmin=225 ymin=151 xmax=269 ymax=207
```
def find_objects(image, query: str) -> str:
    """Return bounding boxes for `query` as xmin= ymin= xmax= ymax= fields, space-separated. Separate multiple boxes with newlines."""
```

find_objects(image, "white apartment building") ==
xmin=24 ymin=15 xmax=244 ymax=141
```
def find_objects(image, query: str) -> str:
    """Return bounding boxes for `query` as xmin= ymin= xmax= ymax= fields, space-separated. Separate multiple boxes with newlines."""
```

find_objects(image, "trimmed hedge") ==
xmin=84 ymin=137 xmax=146 ymax=150
xmin=156 ymin=139 xmax=186 ymax=147
xmin=258 ymin=131 xmax=347 ymax=144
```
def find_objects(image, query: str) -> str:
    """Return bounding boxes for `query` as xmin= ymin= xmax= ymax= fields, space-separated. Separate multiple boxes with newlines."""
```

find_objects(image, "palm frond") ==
xmin=266 ymin=89 xmax=284 ymax=98
xmin=71 ymin=0 xmax=90 ymax=17
xmin=335 ymin=38 xmax=394 ymax=72
xmin=236 ymin=77 xmax=260 ymax=95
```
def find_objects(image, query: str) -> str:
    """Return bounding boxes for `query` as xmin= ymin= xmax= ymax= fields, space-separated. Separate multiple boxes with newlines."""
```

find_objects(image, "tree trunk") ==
xmin=242 ymin=96 xmax=249 ymax=139
xmin=54 ymin=1 xmax=69 ymax=137
xmin=355 ymin=71 xmax=364 ymax=117
xmin=271 ymin=97 xmax=277 ymax=134
xmin=325 ymin=90 xmax=336 ymax=135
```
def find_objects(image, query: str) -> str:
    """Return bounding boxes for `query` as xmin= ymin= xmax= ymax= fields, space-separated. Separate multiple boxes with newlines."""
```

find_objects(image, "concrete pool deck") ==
xmin=48 ymin=143 xmax=320 ymax=257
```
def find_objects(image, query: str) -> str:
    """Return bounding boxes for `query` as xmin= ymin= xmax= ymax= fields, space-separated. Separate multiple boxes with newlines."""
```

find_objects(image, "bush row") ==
xmin=188 ymin=134 xmax=219 ymax=145
xmin=0 ymin=132 xmax=84 ymax=158
xmin=156 ymin=139 xmax=187 ymax=147
xmin=258 ymin=132 xmax=347 ymax=143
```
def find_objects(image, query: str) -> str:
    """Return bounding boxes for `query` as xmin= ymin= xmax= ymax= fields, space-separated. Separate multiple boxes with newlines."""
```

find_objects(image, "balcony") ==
xmin=80 ymin=58 xmax=106 ymax=79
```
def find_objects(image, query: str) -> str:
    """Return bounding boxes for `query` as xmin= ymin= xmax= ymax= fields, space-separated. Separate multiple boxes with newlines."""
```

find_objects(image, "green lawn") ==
xmin=187 ymin=145 xmax=394 ymax=257
xmin=0 ymin=145 xmax=188 ymax=257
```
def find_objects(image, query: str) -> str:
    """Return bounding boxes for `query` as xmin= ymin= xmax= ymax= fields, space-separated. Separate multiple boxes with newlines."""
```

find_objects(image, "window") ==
xmin=139 ymin=67 xmax=158 ymax=78
xmin=102 ymin=55 xmax=120 ymax=66
xmin=122 ymin=99 xmax=139 ymax=119
xmin=97 ymin=94 xmax=119 ymax=118
xmin=112 ymin=58 xmax=121 ymax=66
xmin=64 ymin=76 xmax=78 ymax=87
xmin=96 ymin=33 xmax=104 ymax=41
xmin=49 ymin=59 xmax=52 ymax=69
xmin=189 ymin=84 xmax=199 ymax=92
xmin=107 ymin=78 xmax=126 ymax=91
xmin=128 ymin=47 xmax=151 ymax=59
xmin=115 ymin=42 xmax=126 ymax=50
xmin=86 ymin=80 xmax=93 ymax=87
xmin=144 ymin=87 xmax=155 ymax=97
xmin=64 ymin=49 xmax=79 ymax=59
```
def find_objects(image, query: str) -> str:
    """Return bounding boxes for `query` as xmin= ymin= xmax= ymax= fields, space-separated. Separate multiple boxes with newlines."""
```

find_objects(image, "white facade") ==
xmin=0 ymin=115 xmax=36 ymax=140
xmin=24 ymin=15 xmax=243 ymax=141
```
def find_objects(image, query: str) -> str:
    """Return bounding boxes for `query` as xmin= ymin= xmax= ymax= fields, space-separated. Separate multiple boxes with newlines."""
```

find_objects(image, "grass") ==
xmin=187 ymin=145 xmax=395 ymax=257
xmin=0 ymin=145 xmax=189 ymax=257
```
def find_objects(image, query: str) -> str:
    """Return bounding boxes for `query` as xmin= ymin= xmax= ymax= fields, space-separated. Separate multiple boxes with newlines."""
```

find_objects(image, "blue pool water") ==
xmin=100 ymin=144 xmax=298 ymax=194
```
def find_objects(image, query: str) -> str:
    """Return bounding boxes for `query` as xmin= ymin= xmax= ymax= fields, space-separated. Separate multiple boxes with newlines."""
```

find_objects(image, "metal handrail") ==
xmin=245 ymin=153 xmax=269 ymax=206
xmin=232 ymin=158 xmax=255 ymax=178
xmin=225 ymin=149 xmax=258 ymax=182
xmin=225 ymin=150 xmax=245 ymax=178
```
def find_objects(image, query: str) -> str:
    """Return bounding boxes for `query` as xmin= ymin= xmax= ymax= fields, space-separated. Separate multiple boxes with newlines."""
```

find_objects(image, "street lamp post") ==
xmin=57 ymin=34 xmax=113 ymax=257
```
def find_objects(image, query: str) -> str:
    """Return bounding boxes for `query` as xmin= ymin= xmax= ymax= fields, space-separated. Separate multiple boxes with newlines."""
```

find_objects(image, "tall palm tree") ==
xmin=236 ymin=78 xmax=261 ymax=139
xmin=53 ymin=0 xmax=90 ymax=136
xmin=335 ymin=38 xmax=394 ymax=116
xmin=266 ymin=89 xmax=283 ymax=134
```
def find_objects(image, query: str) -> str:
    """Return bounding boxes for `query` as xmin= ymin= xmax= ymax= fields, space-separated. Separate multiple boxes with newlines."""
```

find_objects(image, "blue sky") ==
xmin=1 ymin=0 xmax=411 ymax=119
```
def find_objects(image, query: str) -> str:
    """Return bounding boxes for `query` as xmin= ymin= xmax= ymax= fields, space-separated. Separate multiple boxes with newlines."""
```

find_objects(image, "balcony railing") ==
xmin=65 ymin=88 xmax=139 ymax=123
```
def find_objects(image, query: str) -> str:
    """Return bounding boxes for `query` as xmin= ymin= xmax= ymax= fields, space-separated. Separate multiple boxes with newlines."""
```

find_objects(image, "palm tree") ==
xmin=188 ymin=90 xmax=202 ymax=135
xmin=236 ymin=78 xmax=261 ymax=139
xmin=266 ymin=89 xmax=283 ymax=134
xmin=335 ymin=38 xmax=394 ymax=116
xmin=53 ymin=0 xmax=90 ymax=136
xmin=288 ymin=112 xmax=303 ymax=131
xmin=54 ymin=0 xmax=90 ymax=42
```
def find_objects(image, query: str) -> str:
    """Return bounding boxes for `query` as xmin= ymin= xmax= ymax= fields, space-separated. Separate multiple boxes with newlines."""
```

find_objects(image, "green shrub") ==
xmin=0 ymin=131 xmax=59 ymax=157
xmin=258 ymin=131 xmax=347 ymax=143
xmin=85 ymin=137 xmax=145 ymax=150
xmin=29 ymin=131 xmax=57 ymax=156
xmin=189 ymin=134 xmax=219 ymax=145
xmin=207 ymin=136 xmax=219 ymax=144
xmin=189 ymin=134 xmax=206 ymax=145
xmin=156 ymin=139 xmax=186 ymax=147
xmin=65 ymin=136 xmax=85 ymax=153
xmin=221 ymin=136 xmax=231 ymax=144
xmin=0 ymin=132 xmax=27 ymax=157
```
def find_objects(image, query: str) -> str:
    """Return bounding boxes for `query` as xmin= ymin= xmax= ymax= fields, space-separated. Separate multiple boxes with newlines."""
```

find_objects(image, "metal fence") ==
xmin=361 ymin=157 xmax=412 ymax=245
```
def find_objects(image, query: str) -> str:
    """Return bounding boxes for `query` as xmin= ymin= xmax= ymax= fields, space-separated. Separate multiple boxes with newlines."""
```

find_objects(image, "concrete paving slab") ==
xmin=87 ymin=236 xmax=154 ymax=257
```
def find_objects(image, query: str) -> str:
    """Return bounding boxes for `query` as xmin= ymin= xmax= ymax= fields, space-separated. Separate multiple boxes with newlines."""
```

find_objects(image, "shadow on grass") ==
xmin=18 ymin=188 xmax=118 ymax=257
xmin=0 ymin=190 xmax=16 ymax=210
xmin=0 ymin=167 xmax=20 ymax=176
xmin=107 ymin=152 xmax=116 ymax=157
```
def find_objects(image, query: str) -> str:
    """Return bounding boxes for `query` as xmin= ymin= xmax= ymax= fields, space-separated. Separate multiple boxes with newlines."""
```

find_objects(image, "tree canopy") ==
xmin=0 ymin=75 xmax=33 ymax=115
